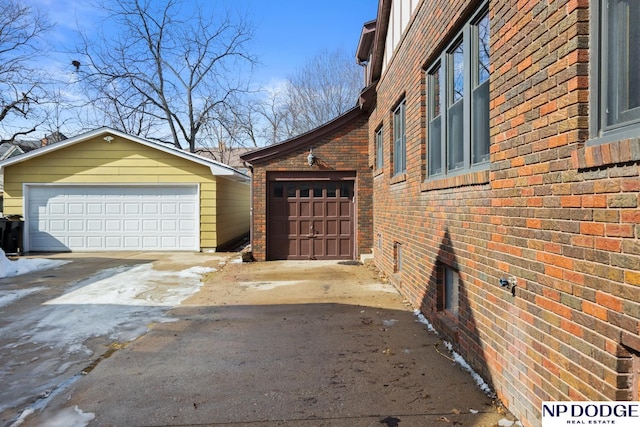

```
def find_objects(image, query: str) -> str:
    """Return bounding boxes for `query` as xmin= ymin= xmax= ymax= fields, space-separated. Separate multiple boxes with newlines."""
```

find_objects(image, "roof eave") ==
xmin=0 ymin=127 xmax=249 ymax=182
xmin=356 ymin=20 xmax=377 ymax=64
xmin=371 ymin=0 xmax=392 ymax=82
xmin=240 ymin=107 xmax=364 ymax=165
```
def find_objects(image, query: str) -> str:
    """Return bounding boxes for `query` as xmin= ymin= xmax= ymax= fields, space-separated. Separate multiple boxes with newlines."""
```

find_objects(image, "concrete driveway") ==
xmin=1 ymin=252 xmax=517 ymax=427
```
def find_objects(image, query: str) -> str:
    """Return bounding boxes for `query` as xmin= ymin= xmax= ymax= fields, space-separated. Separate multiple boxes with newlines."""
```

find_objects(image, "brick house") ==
xmin=240 ymin=107 xmax=372 ymax=261
xmin=358 ymin=0 xmax=640 ymax=426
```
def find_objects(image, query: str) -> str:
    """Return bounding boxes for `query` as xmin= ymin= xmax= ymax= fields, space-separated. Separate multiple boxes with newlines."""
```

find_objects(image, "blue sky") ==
xmin=28 ymin=0 xmax=378 ymax=87
xmin=241 ymin=0 xmax=378 ymax=83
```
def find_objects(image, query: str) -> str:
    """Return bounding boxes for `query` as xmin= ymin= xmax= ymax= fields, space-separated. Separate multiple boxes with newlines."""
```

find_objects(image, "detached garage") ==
xmin=0 ymin=128 xmax=250 ymax=252
xmin=241 ymin=107 xmax=373 ymax=262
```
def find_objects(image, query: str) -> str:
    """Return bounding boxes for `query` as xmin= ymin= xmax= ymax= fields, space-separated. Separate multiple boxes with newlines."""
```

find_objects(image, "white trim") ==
xmin=23 ymin=183 xmax=201 ymax=252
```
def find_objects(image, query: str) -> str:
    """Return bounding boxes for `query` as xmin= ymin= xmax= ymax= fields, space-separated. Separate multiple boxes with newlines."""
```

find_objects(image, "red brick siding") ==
xmin=248 ymin=114 xmax=372 ymax=261
xmin=370 ymin=1 xmax=639 ymax=426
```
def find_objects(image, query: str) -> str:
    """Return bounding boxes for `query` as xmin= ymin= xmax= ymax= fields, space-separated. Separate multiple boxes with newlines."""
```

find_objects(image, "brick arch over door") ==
xmin=267 ymin=171 xmax=356 ymax=260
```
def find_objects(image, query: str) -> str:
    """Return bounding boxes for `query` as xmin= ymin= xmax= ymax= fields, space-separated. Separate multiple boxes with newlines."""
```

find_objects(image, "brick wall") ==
xmin=246 ymin=111 xmax=372 ymax=261
xmin=370 ymin=1 xmax=640 ymax=426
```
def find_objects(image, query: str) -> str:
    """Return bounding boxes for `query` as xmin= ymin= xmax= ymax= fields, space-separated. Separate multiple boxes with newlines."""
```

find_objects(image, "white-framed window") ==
xmin=393 ymin=100 xmax=406 ymax=176
xmin=375 ymin=126 xmax=384 ymax=171
xmin=427 ymin=4 xmax=490 ymax=177
xmin=591 ymin=0 xmax=640 ymax=142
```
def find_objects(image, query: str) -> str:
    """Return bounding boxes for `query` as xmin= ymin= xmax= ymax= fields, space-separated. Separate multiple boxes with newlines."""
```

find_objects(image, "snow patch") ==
xmin=23 ymin=405 xmax=94 ymax=427
xmin=0 ymin=288 xmax=46 ymax=308
xmin=0 ymin=249 xmax=70 ymax=279
xmin=2 ymin=261 xmax=214 ymax=426
xmin=414 ymin=309 xmax=495 ymax=397
xmin=44 ymin=264 xmax=215 ymax=307
xmin=382 ymin=319 xmax=398 ymax=327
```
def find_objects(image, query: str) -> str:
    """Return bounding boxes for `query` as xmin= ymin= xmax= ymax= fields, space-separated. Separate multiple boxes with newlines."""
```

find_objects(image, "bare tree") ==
xmin=75 ymin=0 xmax=257 ymax=152
xmin=250 ymin=48 xmax=363 ymax=146
xmin=252 ymin=86 xmax=291 ymax=145
xmin=0 ymin=0 xmax=51 ymax=143
xmin=283 ymin=48 xmax=362 ymax=136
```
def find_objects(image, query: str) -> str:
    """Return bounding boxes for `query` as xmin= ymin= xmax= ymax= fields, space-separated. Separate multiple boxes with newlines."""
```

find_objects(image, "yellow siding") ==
xmin=3 ymin=135 xmax=249 ymax=250
xmin=215 ymin=179 xmax=251 ymax=247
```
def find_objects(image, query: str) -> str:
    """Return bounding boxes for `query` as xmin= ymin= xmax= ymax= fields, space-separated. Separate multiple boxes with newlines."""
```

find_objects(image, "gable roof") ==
xmin=0 ymin=143 xmax=25 ymax=160
xmin=240 ymin=107 xmax=364 ymax=165
xmin=0 ymin=127 xmax=249 ymax=182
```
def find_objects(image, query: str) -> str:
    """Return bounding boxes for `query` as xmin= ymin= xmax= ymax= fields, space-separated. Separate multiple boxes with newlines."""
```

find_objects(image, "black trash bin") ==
xmin=0 ymin=218 xmax=6 ymax=252
xmin=1 ymin=215 xmax=24 ymax=255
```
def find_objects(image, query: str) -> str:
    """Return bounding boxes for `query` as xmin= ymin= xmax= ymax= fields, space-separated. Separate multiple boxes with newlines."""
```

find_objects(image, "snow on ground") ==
xmin=0 ymin=288 xmax=46 ymax=308
xmin=0 ymin=249 xmax=70 ymax=278
xmin=0 ymin=259 xmax=215 ymax=427
xmin=45 ymin=264 xmax=216 ymax=307
xmin=413 ymin=309 xmax=494 ymax=396
xmin=413 ymin=309 xmax=523 ymax=426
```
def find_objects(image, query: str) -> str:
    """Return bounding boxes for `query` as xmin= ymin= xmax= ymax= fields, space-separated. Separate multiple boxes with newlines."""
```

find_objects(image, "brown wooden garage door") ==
xmin=267 ymin=178 xmax=354 ymax=260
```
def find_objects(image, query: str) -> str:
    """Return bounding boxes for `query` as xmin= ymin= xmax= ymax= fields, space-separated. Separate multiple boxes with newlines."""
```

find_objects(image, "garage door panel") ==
xmin=142 ymin=219 xmax=158 ymax=231
xmin=143 ymin=236 xmax=159 ymax=247
xmin=325 ymin=239 xmax=338 ymax=256
xmin=87 ymin=220 xmax=102 ymax=231
xmin=50 ymin=203 xmax=66 ymax=215
xmin=27 ymin=185 xmax=198 ymax=251
xmin=340 ymin=220 xmax=351 ymax=235
xmin=68 ymin=220 xmax=84 ymax=231
xmin=105 ymin=204 xmax=121 ymax=214
xmin=326 ymin=202 xmax=337 ymax=217
xmin=68 ymin=203 xmax=85 ymax=214
xmin=300 ymin=202 xmax=310 ymax=216
xmin=339 ymin=239 xmax=351 ymax=255
xmin=180 ymin=204 xmax=195 ymax=215
xmin=124 ymin=236 xmax=141 ymax=248
xmin=340 ymin=201 xmax=350 ymax=216
xmin=86 ymin=236 xmax=104 ymax=248
xmin=143 ymin=204 xmax=158 ymax=214
xmin=161 ymin=219 xmax=177 ymax=231
xmin=105 ymin=236 xmax=122 ymax=248
xmin=105 ymin=220 xmax=121 ymax=231
xmin=49 ymin=220 xmax=66 ymax=232
xmin=288 ymin=202 xmax=297 ymax=216
xmin=124 ymin=203 xmax=140 ymax=214
xmin=313 ymin=202 xmax=323 ymax=216
xmin=180 ymin=219 xmax=194 ymax=228
xmin=299 ymin=220 xmax=310 ymax=235
xmin=161 ymin=203 xmax=177 ymax=215
xmin=87 ymin=204 xmax=102 ymax=214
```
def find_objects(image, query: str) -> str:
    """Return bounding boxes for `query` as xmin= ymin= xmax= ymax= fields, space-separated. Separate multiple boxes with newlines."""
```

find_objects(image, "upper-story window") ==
xmin=393 ymin=100 xmax=406 ymax=176
xmin=428 ymin=65 xmax=442 ymax=175
xmin=591 ymin=0 xmax=640 ymax=142
xmin=427 ymin=4 xmax=490 ymax=178
xmin=375 ymin=126 xmax=384 ymax=171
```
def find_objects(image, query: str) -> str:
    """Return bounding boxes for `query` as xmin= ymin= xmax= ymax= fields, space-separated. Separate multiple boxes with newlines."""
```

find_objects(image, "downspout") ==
xmin=243 ymin=161 xmax=255 ymax=259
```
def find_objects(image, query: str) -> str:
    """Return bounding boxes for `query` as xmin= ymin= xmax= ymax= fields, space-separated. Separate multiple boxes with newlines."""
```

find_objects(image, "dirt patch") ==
xmin=185 ymin=259 xmax=402 ymax=309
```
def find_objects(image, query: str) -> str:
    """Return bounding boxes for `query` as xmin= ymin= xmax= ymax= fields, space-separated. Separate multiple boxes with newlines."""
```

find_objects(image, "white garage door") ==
xmin=26 ymin=185 xmax=199 ymax=251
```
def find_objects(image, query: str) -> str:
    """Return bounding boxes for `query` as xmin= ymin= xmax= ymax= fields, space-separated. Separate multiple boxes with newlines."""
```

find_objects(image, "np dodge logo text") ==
xmin=542 ymin=402 xmax=640 ymax=427
xmin=543 ymin=403 xmax=639 ymax=418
